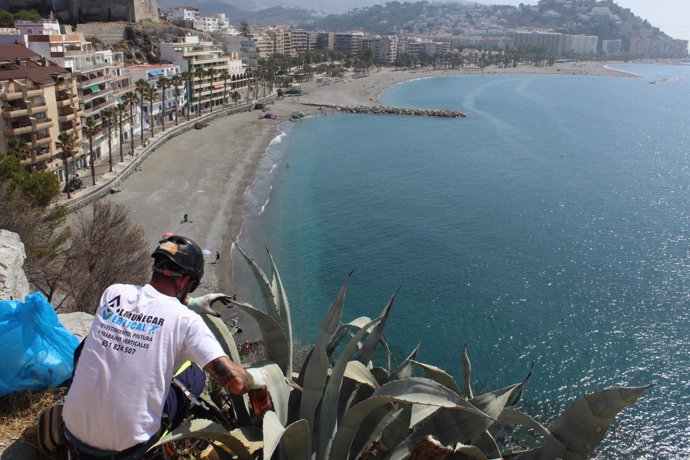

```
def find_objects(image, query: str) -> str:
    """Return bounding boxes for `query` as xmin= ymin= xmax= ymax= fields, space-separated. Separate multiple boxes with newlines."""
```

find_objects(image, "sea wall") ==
xmin=303 ymin=103 xmax=466 ymax=118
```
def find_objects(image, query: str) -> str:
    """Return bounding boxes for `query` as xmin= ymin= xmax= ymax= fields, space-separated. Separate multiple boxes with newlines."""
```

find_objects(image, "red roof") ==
xmin=0 ymin=43 xmax=41 ymax=62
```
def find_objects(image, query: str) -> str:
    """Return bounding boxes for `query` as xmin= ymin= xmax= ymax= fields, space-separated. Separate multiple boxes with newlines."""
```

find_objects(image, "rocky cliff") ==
xmin=0 ymin=230 xmax=30 ymax=301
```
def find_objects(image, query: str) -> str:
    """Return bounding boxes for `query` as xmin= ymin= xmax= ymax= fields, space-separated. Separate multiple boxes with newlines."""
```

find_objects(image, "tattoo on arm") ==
xmin=205 ymin=356 xmax=252 ymax=394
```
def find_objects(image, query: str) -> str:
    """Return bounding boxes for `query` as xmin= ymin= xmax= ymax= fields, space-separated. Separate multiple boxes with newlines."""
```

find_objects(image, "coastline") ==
xmin=106 ymin=60 xmax=631 ymax=334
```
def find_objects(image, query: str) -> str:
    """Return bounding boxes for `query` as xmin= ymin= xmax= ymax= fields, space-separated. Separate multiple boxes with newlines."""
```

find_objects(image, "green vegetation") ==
xmin=0 ymin=154 xmax=59 ymax=207
xmin=0 ymin=9 xmax=42 ymax=27
xmin=157 ymin=244 xmax=648 ymax=459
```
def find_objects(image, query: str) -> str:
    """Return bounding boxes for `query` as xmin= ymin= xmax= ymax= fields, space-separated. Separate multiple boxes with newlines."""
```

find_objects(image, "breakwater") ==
xmin=303 ymin=103 xmax=465 ymax=118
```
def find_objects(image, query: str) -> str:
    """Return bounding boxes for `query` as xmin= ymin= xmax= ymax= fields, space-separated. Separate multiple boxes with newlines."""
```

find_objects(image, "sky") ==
xmin=473 ymin=0 xmax=690 ymax=44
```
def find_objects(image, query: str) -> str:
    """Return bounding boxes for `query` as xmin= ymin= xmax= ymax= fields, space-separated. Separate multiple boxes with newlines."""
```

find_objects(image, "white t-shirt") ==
xmin=63 ymin=283 xmax=226 ymax=451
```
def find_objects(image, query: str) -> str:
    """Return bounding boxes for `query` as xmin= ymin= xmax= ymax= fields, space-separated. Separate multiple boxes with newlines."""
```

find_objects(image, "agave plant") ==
xmin=154 ymin=243 xmax=649 ymax=460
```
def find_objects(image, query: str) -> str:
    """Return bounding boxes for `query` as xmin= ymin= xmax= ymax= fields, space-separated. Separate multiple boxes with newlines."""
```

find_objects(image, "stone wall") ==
xmin=0 ymin=230 xmax=30 ymax=301
xmin=6 ymin=0 xmax=159 ymax=24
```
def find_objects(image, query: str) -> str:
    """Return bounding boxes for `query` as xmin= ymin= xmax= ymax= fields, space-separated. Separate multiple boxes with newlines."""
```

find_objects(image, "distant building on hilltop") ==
xmin=2 ymin=0 xmax=159 ymax=23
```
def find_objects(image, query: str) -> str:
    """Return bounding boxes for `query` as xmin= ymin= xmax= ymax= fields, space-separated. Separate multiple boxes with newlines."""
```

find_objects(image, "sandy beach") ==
xmin=106 ymin=61 xmax=631 ymax=322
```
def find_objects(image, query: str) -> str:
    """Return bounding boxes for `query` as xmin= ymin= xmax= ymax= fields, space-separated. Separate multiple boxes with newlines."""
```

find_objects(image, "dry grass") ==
xmin=0 ymin=388 xmax=65 ymax=451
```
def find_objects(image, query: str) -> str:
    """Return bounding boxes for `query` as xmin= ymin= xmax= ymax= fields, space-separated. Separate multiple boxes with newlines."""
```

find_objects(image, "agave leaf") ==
xmin=318 ymin=317 xmax=382 ymax=459
xmin=329 ymin=377 xmax=490 ymax=460
xmin=506 ymin=362 xmax=533 ymax=408
xmin=267 ymin=248 xmax=293 ymax=378
xmin=462 ymin=344 xmax=473 ymax=400
xmin=451 ymin=442 xmax=489 ymax=459
xmin=410 ymin=403 xmax=442 ymax=427
xmin=229 ymin=299 xmax=290 ymax=375
xmin=262 ymin=411 xmax=283 ymax=460
xmin=281 ymin=419 xmax=311 ymax=460
xmin=151 ymin=419 xmax=253 ymax=460
xmin=399 ymin=383 xmax=519 ymax=455
xmin=353 ymin=290 xmax=397 ymax=365
xmin=388 ymin=344 xmax=421 ymax=382
xmin=351 ymin=404 xmax=409 ymax=460
xmin=411 ymin=360 xmax=461 ymax=394
xmin=299 ymin=273 xmax=352 ymax=430
xmin=202 ymin=314 xmax=241 ymax=364
xmin=345 ymin=361 xmax=380 ymax=389
xmin=498 ymin=407 xmax=552 ymax=440
xmin=379 ymin=404 xmax=413 ymax=454
xmin=371 ymin=367 xmax=390 ymax=384
xmin=233 ymin=240 xmax=281 ymax=321
xmin=253 ymin=362 xmax=290 ymax=426
xmin=478 ymin=431 xmax=500 ymax=459
xmin=540 ymin=385 xmax=651 ymax=459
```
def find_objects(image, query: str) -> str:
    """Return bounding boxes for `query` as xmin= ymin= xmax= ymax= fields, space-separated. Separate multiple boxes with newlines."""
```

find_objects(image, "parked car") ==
xmin=63 ymin=177 xmax=82 ymax=193
xmin=254 ymin=102 xmax=265 ymax=110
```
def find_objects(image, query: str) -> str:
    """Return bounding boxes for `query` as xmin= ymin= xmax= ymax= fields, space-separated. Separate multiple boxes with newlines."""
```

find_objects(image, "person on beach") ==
xmin=215 ymin=251 xmax=220 ymax=263
xmin=182 ymin=213 xmax=188 ymax=223
xmin=61 ymin=234 xmax=271 ymax=457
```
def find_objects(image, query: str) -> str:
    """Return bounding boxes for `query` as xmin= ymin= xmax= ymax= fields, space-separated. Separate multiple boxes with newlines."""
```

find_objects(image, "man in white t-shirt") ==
xmin=62 ymin=235 xmax=267 ymax=455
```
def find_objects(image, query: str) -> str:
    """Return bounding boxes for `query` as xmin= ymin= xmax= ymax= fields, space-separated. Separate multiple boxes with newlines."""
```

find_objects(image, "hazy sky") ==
xmin=473 ymin=0 xmax=690 ymax=43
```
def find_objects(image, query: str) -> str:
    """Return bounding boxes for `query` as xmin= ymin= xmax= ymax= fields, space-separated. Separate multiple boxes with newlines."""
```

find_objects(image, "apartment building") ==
xmin=316 ymin=32 xmax=335 ymax=50
xmin=362 ymin=36 xmax=399 ymax=65
xmin=125 ymin=63 xmax=186 ymax=127
xmin=15 ymin=19 xmax=137 ymax=165
xmin=290 ymin=29 xmax=318 ymax=55
xmin=0 ymin=44 xmax=83 ymax=181
xmin=334 ymin=32 xmax=364 ymax=56
xmin=193 ymin=14 xmax=231 ymax=33
xmin=562 ymin=34 xmax=598 ymax=55
xmin=265 ymin=29 xmax=293 ymax=56
xmin=160 ymin=35 xmax=248 ymax=114
xmin=513 ymin=29 xmax=563 ymax=56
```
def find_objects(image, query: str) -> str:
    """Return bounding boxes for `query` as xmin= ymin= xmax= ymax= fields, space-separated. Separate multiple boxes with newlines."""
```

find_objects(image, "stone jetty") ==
xmin=304 ymin=103 xmax=465 ymax=118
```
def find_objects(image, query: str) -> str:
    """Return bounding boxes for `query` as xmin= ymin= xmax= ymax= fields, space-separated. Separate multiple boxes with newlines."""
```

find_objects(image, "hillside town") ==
xmin=0 ymin=0 xmax=688 ymax=195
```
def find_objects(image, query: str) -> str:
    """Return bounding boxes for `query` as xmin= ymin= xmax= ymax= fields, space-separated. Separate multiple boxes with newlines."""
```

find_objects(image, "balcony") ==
xmin=26 ymin=88 xmax=43 ymax=98
xmin=58 ymin=112 xmax=77 ymax=122
xmin=78 ymin=74 xmax=110 ymax=88
xmin=33 ymin=118 xmax=53 ymax=130
xmin=29 ymin=102 xmax=48 ymax=114
xmin=2 ymin=106 xmax=29 ymax=118
xmin=4 ymin=124 xmax=34 ymax=136
xmin=0 ymin=90 xmax=23 ymax=101
xmin=34 ymin=133 xmax=52 ymax=146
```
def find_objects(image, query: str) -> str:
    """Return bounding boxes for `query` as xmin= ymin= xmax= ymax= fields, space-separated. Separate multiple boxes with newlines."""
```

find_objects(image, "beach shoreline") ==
xmin=106 ymin=60 xmax=632 ymax=335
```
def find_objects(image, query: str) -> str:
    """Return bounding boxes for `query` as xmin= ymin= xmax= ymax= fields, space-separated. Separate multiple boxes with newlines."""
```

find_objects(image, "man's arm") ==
xmin=204 ymin=355 xmax=254 ymax=395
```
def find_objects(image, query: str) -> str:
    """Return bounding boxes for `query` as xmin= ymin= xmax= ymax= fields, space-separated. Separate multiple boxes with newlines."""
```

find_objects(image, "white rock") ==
xmin=0 ymin=230 xmax=30 ymax=301
xmin=58 ymin=312 xmax=94 ymax=340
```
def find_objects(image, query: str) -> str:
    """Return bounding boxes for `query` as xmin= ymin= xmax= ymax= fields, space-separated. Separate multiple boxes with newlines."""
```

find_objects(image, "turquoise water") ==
xmin=235 ymin=64 xmax=690 ymax=458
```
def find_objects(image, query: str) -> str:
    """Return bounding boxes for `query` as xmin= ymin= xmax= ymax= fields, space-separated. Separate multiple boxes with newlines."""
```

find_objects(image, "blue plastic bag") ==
xmin=0 ymin=292 xmax=80 ymax=396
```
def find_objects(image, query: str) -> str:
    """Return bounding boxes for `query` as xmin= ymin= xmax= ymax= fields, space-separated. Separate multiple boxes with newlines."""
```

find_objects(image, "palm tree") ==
xmin=157 ymin=76 xmax=170 ymax=131
xmin=194 ymin=67 xmax=206 ymax=117
xmin=143 ymin=84 xmax=156 ymax=137
xmin=56 ymin=132 xmax=77 ymax=199
xmin=219 ymin=70 xmax=230 ymax=109
xmin=170 ymin=75 xmax=183 ymax=126
xmin=135 ymin=79 xmax=149 ymax=144
xmin=116 ymin=102 xmax=126 ymax=162
xmin=182 ymin=70 xmax=193 ymax=121
xmin=82 ymin=118 xmax=101 ymax=186
xmin=101 ymin=107 xmax=117 ymax=172
xmin=122 ymin=92 xmax=138 ymax=156
xmin=207 ymin=68 xmax=217 ymax=113
xmin=8 ymin=138 xmax=32 ymax=162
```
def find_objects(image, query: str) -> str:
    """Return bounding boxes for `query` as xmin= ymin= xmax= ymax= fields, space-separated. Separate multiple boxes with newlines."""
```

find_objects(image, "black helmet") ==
xmin=151 ymin=235 xmax=204 ymax=292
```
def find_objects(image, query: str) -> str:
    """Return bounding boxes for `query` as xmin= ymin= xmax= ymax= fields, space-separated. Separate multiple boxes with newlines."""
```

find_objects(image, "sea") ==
xmin=233 ymin=64 xmax=690 ymax=458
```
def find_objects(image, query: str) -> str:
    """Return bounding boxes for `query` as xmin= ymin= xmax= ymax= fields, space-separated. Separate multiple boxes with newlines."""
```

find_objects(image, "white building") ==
xmin=193 ymin=14 xmax=231 ymax=33
xmin=160 ymin=35 xmax=248 ymax=113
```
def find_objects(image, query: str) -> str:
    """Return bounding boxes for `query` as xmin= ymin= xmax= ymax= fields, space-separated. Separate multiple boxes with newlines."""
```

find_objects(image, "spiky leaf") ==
xmin=299 ymin=273 xmax=351 ymax=430
xmin=151 ymin=419 xmax=253 ymax=460
xmin=328 ymin=377 xmax=490 ymax=460
xmin=538 ymin=386 xmax=651 ymax=459
xmin=229 ymin=299 xmax=290 ymax=375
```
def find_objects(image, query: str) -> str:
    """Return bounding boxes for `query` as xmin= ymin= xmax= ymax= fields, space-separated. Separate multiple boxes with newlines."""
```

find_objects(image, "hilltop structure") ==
xmin=3 ymin=0 xmax=159 ymax=24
